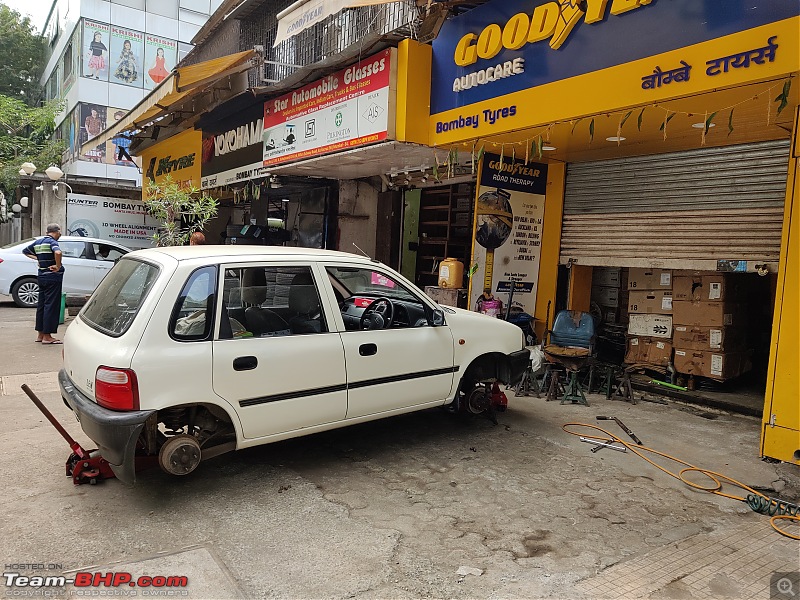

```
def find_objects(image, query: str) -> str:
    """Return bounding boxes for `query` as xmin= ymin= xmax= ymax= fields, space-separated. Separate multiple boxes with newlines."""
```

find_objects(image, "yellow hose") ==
xmin=563 ymin=422 xmax=800 ymax=540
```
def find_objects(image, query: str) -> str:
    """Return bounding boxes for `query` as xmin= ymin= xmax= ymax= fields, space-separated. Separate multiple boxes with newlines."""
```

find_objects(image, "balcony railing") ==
xmin=241 ymin=1 xmax=419 ymax=86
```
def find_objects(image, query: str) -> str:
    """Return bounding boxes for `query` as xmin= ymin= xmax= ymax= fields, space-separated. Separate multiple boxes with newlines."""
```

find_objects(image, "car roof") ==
xmin=129 ymin=245 xmax=381 ymax=265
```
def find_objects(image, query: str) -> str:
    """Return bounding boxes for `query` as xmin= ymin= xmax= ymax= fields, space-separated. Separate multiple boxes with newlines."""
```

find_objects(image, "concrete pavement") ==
xmin=0 ymin=297 xmax=798 ymax=599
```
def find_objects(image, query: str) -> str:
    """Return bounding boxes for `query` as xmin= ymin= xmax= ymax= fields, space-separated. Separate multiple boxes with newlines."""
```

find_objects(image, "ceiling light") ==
xmin=692 ymin=122 xmax=715 ymax=129
xmin=605 ymin=136 xmax=626 ymax=142
xmin=542 ymin=145 xmax=557 ymax=151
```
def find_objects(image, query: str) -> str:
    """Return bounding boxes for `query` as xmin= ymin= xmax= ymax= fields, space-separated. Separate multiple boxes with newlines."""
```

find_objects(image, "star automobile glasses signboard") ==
xmin=262 ymin=48 xmax=396 ymax=167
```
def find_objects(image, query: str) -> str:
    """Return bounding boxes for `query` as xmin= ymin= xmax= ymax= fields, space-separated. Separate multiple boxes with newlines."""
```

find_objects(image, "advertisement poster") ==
xmin=109 ymin=26 xmax=144 ymax=87
xmin=67 ymin=193 xmax=159 ymax=249
xmin=144 ymin=35 xmax=177 ymax=90
xmin=201 ymin=103 xmax=266 ymax=188
xmin=79 ymin=103 xmax=108 ymax=162
xmin=82 ymin=20 xmax=110 ymax=81
xmin=263 ymin=48 xmax=393 ymax=167
xmin=468 ymin=153 xmax=548 ymax=317
xmin=106 ymin=107 xmax=139 ymax=167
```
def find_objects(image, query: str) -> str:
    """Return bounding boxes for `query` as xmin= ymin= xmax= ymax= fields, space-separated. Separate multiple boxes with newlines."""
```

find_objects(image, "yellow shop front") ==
xmin=428 ymin=0 xmax=799 ymax=462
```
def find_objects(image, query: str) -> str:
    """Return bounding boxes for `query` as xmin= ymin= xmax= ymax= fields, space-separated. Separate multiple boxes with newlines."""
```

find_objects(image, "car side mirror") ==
xmin=428 ymin=308 xmax=445 ymax=327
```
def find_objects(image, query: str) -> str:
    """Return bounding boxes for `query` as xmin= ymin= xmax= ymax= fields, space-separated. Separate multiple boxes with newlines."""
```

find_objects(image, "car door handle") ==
xmin=233 ymin=356 xmax=258 ymax=371
xmin=359 ymin=343 xmax=377 ymax=356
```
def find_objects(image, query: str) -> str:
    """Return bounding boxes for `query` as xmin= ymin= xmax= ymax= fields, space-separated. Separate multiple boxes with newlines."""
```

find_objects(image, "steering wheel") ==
xmin=360 ymin=297 xmax=394 ymax=330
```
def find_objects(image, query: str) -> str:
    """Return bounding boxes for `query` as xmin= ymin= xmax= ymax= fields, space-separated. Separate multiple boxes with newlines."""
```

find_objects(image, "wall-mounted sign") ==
xmin=82 ymin=20 xmax=110 ymax=82
xmin=202 ymin=103 xmax=267 ymax=189
xmin=109 ymin=26 xmax=144 ymax=88
xmin=144 ymin=35 xmax=177 ymax=90
xmin=66 ymin=193 xmax=159 ymax=249
xmin=431 ymin=0 xmax=800 ymax=118
xmin=468 ymin=153 xmax=548 ymax=317
xmin=140 ymin=129 xmax=202 ymax=194
xmin=263 ymin=48 xmax=395 ymax=167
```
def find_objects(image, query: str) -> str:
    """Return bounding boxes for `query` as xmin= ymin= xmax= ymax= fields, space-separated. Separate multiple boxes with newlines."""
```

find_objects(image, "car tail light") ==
xmin=95 ymin=367 xmax=139 ymax=411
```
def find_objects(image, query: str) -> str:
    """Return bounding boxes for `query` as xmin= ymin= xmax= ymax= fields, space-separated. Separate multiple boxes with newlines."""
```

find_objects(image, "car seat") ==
xmin=288 ymin=272 xmax=322 ymax=334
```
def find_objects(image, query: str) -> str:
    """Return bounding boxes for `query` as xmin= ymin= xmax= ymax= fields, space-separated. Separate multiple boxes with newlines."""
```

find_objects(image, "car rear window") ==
xmin=81 ymin=258 xmax=160 ymax=336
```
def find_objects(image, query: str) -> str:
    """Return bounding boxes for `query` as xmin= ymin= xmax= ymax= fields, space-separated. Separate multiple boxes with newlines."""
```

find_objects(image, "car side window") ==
xmin=170 ymin=266 xmax=217 ymax=342
xmin=92 ymin=243 xmax=125 ymax=262
xmin=219 ymin=265 xmax=327 ymax=340
xmin=59 ymin=241 xmax=86 ymax=258
xmin=326 ymin=266 xmax=429 ymax=331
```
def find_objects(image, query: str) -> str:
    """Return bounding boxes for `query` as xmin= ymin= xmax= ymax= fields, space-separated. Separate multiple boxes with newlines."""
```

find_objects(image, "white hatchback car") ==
xmin=0 ymin=236 xmax=131 ymax=307
xmin=59 ymin=246 xmax=529 ymax=484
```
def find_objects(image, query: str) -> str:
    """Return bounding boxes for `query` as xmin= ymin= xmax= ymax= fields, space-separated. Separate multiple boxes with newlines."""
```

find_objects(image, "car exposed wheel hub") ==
xmin=158 ymin=434 xmax=202 ymax=476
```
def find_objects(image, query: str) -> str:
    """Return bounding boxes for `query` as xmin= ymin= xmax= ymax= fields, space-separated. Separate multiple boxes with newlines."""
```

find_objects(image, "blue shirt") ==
xmin=24 ymin=236 xmax=64 ymax=277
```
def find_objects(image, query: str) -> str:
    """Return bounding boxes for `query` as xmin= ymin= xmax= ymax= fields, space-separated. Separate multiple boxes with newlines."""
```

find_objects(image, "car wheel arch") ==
xmin=460 ymin=352 xmax=515 ymax=388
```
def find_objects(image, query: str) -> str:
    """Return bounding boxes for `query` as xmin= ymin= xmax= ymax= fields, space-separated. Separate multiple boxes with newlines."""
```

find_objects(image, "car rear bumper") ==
xmin=507 ymin=349 xmax=531 ymax=385
xmin=59 ymin=369 xmax=155 ymax=485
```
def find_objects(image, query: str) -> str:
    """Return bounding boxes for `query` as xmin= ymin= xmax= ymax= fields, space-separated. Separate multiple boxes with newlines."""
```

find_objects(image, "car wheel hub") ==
xmin=158 ymin=434 xmax=202 ymax=476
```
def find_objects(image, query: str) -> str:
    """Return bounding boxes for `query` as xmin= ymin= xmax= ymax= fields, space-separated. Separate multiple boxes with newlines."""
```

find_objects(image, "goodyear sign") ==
xmin=431 ymin=0 xmax=799 ymax=144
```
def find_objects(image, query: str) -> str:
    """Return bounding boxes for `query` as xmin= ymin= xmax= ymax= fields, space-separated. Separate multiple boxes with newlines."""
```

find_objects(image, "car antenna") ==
xmin=352 ymin=243 xmax=377 ymax=262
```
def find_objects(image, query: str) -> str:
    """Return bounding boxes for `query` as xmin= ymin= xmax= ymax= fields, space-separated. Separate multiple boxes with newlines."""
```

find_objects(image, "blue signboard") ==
xmin=431 ymin=0 xmax=799 ymax=114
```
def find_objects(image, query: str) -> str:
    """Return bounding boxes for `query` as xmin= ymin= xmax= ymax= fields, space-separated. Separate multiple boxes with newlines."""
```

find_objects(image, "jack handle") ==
xmin=596 ymin=415 xmax=643 ymax=446
xmin=21 ymin=384 xmax=90 ymax=459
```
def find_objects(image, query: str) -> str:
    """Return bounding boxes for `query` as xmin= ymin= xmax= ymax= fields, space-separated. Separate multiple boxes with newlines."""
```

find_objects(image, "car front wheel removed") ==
xmin=158 ymin=434 xmax=202 ymax=476
xmin=11 ymin=277 xmax=39 ymax=308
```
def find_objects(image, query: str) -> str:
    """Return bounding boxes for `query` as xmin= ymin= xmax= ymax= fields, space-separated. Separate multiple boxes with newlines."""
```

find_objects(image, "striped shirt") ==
xmin=24 ymin=236 xmax=64 ymax=274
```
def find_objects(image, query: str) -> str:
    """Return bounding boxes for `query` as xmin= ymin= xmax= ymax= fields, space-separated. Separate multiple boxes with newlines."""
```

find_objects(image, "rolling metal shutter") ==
xmin=560 ymin=139 xmax=790 ymax=271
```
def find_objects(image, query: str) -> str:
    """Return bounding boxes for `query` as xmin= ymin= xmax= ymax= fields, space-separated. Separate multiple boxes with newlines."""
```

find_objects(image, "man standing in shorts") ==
xmin=23 ymin=224 xmax=64 ymax=344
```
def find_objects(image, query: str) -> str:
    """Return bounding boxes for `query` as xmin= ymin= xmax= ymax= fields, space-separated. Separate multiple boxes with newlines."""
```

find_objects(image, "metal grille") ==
xmin=560 ymin=140 xmax=791 ymax=270
xmin=240 ymin=1 xmax=418 ymax=86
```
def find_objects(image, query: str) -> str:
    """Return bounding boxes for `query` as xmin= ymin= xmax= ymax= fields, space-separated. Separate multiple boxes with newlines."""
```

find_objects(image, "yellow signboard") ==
xmin=140 ymin=129 xmax=202 ymax=196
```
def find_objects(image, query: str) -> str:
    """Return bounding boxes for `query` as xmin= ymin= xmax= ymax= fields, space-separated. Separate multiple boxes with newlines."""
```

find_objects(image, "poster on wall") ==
xmin=82 ymin=20 xmax=110 ymax=81
xmin=144 ymin=35 xmax=177 ymax=90
xmin=105 ymin=107 xmax=139 ymax=168
xmin=67 ymin=193 xmax=159 ymax=249
xmin=263 ymin=48 xmax=393 ymax=167
xmin=109 ymin=26 xmax=144 ymax=87
xmin=79 ymin=103 xmax=107 ymax=162
xmin=468 ymin=153 xmax=548 ymax=318
xmin=201 ymin=103 xmax=266 ymax=188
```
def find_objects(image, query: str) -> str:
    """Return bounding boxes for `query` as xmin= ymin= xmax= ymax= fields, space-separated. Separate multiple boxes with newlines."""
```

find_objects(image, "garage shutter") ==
xmin=560 ymin=139 xmax=790 ymax=271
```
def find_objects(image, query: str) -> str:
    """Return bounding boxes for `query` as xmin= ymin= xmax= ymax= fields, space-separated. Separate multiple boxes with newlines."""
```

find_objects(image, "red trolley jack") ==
xmin=22 ymin=384 xmax=116 ymax=485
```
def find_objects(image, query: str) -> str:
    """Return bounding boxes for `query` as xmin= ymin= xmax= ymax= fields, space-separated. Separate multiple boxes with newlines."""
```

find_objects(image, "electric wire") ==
xmin=563 ymin=422 xmax=800 ymax=540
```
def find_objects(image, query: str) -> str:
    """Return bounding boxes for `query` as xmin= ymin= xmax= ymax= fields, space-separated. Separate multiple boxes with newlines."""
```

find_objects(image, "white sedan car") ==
xmin=59 ymin=246 xmax=530 ymax=484
xmin=0 ymin=236 xmax=131 ymax=307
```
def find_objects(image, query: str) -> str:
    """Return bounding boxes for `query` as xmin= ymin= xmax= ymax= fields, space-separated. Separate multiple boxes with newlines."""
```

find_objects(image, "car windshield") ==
xmin=81 ymin=258 xmax=160 ymax=336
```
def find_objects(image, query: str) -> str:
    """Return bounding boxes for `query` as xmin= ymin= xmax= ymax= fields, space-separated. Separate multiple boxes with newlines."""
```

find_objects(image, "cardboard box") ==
xmin=593 ymin=267 xmax=624 ymax=288
xmin=673 ymin=274 xmax=742 ymax=302
xmin=628 ymin=268 xmax=672 ymax=291
xmin=627 ymin=290 xmax=673 ymax=314
xmin=647 ymin=338 xmax=674 ymax=366
xmin=625 ymin=336 xmax=673 ymax=365
xmin=672 ymin=300 xmax=739 ymax=327
xmin=673 ymin=349 xmax=752 ymax=381
xmin=625 ymin=335 xmax=646 ymax=363
xmin=592 ymin=285 xmax=620 ymax=308
xmin=628 ymin=314 xmax=672 ymax=338
xmin=673 ymin=325 xmax=745 ymax=351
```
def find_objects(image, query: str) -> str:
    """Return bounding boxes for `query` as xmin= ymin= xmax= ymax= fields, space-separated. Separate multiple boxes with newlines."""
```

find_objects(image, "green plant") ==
xmin=144 ymin=175 xmax=218 ymax=246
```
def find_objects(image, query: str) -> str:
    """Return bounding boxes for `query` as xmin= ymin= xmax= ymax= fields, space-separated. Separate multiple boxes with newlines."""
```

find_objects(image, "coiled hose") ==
xmin=563 ymin=422 xmax=800 ymax=540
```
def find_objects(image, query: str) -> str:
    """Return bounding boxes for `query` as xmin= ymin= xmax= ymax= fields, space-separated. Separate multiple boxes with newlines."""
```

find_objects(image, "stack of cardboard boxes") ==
xmin=671 ymin=272 xmax=752 ymax=380
xmin=624 ymin=268 xmax=674 ymax=369
xmin=591 ymin=267 xmax=627 ymax=325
